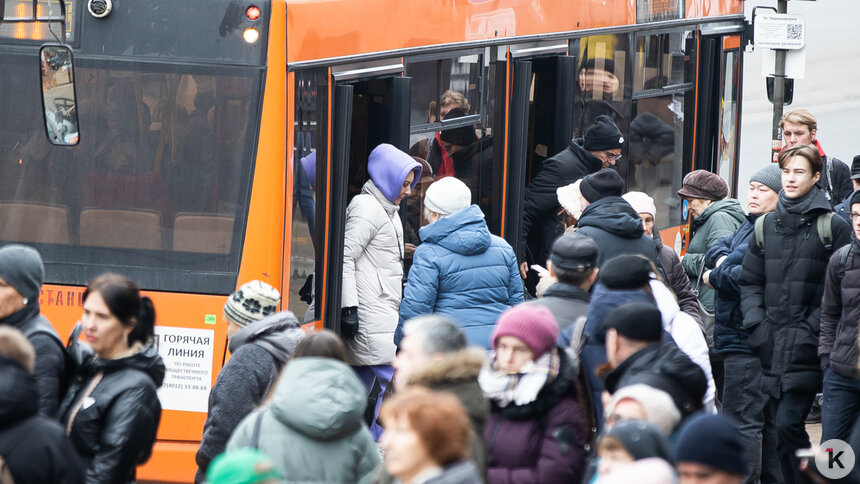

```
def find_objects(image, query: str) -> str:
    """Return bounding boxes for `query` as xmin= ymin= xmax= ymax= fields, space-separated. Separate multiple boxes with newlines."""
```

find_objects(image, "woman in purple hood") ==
xmin=341 ymin=143 xmax=421 ymax=439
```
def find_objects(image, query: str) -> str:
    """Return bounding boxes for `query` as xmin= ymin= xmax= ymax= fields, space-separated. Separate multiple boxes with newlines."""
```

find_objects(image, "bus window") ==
xmin=572 ymin=34 xmax=631 ymax=147
xmin=717 ymin=48 xmax=739 ymax=184
xmin=405 ymin=54 xmax=503 ymax=237
xmin=0 ymin=53 xmax=263 ymax=293
xmin=40 ymin=45 xmax=79 ymax=146
xmin=628 ymin=91 xmax=693 ymax=229
xmin=289 ymin=69 xmax=327 ymax=323
xmin=633 ymin=31 xmax=692 ymax=91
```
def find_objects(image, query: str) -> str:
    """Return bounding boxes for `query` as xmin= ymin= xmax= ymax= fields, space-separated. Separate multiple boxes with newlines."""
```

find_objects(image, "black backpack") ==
xmin=23 ymin=317 xmax=75 ymax=397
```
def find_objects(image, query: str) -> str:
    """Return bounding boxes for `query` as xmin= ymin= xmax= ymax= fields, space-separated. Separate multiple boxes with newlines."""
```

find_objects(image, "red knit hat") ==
xmin=491 ymin=305 xmax=559 ymax=358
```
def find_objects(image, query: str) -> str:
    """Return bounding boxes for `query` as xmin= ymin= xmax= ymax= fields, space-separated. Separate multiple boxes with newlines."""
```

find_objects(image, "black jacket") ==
xmin=0 ymin=356 xmax=84 ymax=484
xmin=820 ymin=237 xmax=860 ymax=379
xmin=705 ymin=215 xmax=756 ymax=355
xmin=0 ymin=303 xmax=66 ymax=417
xmin=655 ymin=236 xmax=703 ymax=331
xmin=58 ymin=338 xmax=165 ymax=484
xmin=576 ymin=196 xmax=660 ymax=267
xmin=740 ymin=187 xmax=852 ymax=397
xmin=604 ymin=339 xmax=707 ymax=418
xmin=520 ymin=139 xmax=602 ymax=263
xmin=195 ymin=312 xmax=305 ymax=483
xmin=818 ymin=155 xmax=853 ymax=208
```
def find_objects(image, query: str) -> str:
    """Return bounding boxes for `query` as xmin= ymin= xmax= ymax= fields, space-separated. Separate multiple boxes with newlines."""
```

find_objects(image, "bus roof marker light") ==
xmin=87 ymin=0 xmax=112 ymax=18
xmin=243 ymin=28 xmax=259 ymax=44
xmin=246 ymin=6 xmax=261 ymax=21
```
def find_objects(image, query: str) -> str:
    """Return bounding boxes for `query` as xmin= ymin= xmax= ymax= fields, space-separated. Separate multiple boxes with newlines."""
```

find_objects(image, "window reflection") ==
xmin=717 ymin=50 xmax=739 ymax=184
xmin=573 ymin=35 xmax=630 ymax=142
xmin=289 ymin=69 xmax=327 ymax=322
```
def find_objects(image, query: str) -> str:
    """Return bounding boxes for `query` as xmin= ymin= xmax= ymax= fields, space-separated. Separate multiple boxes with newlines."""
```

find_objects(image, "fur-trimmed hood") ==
xmin=405 ymin=347 xmax=489 ymax=433
xmin=406 ymin=347 xmax=485 ymax=387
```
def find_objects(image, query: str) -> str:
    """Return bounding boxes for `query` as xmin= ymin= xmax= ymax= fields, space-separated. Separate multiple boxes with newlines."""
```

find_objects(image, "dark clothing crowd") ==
xmin=8 ymin=110 xmax=860 ymax=484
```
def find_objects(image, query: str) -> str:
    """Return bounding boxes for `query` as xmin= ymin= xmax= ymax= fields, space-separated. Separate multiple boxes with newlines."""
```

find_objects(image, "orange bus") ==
xmin=1 ymin=0 xmax=744 ymax=481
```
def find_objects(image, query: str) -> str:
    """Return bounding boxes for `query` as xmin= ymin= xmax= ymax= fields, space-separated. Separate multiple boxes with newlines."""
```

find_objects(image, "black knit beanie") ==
xmin=675 ymin=413 xmax=747 ymax=476
xmin=580 ymin=168 xmax=624 ymax=203
xmin=0 ymin=245 xmax=44 ymax=301
xmin=584 ymin=115 xmax=624 ymax=152
xmin=602 ymin=302 xmax=663 ymax=343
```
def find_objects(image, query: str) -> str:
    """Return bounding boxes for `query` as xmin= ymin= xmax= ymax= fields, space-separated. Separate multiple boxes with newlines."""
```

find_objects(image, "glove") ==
xmin=821 ymin=354 xmax=831 ymax=372
xmin=340 ymin=307 xmax=359 ymax=340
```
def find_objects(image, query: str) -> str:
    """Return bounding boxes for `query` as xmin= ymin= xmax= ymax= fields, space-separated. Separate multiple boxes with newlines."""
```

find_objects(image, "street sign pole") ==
xmin=771 ymin=0 xmax=788 ymax=162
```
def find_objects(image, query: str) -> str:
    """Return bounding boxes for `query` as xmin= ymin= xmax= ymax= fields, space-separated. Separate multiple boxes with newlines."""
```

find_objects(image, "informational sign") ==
xmin=755 ymin=13 xmax=806 ymax=50
xmin=637 ymin=0 xmax=683 ymax=23
xmin=154 ymin=326 xmax=215 ymax=413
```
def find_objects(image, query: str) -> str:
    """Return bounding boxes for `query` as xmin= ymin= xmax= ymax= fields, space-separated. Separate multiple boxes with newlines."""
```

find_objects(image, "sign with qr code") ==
xmin=755 ymin=13 xmax=805 ymax=49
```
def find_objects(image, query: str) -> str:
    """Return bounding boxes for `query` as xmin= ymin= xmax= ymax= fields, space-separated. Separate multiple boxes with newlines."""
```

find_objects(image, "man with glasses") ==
xmin=519 ymin=115 xmax=624 ymax=294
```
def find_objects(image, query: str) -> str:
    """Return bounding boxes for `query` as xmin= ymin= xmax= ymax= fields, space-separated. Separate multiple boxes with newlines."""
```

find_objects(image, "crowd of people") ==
xmin=3 ymin=107 xmax=860 ymax=484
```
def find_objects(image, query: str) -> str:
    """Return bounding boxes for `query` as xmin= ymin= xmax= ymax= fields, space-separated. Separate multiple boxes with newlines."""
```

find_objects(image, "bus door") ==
xmin=506 ymin=41 xmax=576 ymax=291
xmin=324 ymin=63 xmax=411 ymax=332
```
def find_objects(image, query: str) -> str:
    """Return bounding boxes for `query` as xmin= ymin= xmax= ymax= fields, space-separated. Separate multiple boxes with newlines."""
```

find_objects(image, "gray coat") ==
xmin=195 ymin=312 xmax=304 ymax=482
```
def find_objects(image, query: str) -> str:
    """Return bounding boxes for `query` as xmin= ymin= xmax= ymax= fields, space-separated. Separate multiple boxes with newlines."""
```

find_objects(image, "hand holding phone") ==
xmin=531 ymin=264 xmax=549 ymax=277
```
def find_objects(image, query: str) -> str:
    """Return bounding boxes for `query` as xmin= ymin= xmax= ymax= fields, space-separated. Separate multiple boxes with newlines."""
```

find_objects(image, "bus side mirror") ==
xmin=40 ymin=45 xmax=80 ymax=146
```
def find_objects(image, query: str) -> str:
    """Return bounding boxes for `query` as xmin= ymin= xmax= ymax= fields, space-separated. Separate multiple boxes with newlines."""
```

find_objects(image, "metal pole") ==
xmin=771 ymin=0 xmax=789 ymax=162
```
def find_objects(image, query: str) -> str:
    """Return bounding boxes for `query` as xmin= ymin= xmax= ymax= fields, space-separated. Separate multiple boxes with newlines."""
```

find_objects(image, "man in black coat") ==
xmin=519 ymin=115 xmax=624 ymax=287
xmin=575 ymin=169 xmax=660 ymax=268
xmin=602 ymin=302 xmax=707 ymax=420
xmin=0 ymin=326 xmax=84 ymax=484
xmin=740 ymin=144 xmax=852 ymax=484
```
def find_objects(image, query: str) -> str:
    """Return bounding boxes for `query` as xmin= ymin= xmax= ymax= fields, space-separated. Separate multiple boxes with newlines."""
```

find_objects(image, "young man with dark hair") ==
xmin=740 ymin=144 xmax=852 ymax=484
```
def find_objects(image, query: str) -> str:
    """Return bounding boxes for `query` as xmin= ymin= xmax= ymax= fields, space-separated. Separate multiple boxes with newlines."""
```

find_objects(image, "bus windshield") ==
xmin=0 ymin=52 xmax=264 ymax=294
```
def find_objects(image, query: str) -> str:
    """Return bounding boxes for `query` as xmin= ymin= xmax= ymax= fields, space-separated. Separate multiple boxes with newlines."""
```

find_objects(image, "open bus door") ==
xmin=505 ymin=44 xmax=577 ymax=293
xmin=324 ymin=69 xmax=411 ymax=333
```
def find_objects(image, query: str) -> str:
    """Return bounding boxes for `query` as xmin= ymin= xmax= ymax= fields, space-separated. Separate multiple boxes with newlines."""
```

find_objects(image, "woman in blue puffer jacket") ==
xmin=396 ymin=177 xmax=523 ymax=348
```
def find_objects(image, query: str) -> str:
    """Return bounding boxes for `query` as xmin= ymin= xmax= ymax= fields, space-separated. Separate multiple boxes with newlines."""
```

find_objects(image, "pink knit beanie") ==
xmin=491 ymin=305 xmax=559 ymax=358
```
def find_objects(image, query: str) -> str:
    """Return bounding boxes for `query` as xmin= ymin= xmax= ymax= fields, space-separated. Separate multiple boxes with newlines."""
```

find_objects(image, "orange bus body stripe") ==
xmin=319 ymin=68 xmax=333 ymax=331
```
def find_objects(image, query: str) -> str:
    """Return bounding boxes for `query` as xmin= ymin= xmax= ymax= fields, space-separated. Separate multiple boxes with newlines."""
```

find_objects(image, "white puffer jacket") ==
xmin=342 ymin=179 xmax=404 ymax=366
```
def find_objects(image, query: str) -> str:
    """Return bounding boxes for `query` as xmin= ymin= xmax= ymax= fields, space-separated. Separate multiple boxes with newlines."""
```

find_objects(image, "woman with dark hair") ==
xmin=227 ymin=329 xmax=379 ymax=482
xmin=379 ymin=387 xmax=483 ymax=484
xmin=58 ymin=273 xmax=164 ymax=484
xmin=292 ymin=329 xmax=349 ymax=362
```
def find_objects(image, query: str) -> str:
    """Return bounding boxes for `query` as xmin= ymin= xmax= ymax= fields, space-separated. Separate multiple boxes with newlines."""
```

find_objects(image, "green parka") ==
xmin=227 ymin=357 xmax=379 ymax=483
xmin=682 ymin=198 xmax=746 ymax=314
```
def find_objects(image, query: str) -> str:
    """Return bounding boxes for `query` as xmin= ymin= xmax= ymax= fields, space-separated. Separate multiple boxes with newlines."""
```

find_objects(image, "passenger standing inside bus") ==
xmin=0 ymin=244 xmax=67 ymax=417
xmin=426 ymin=90 xmax=471 ymax=177
xmin=396 ymin=176 xmax=523 ymax=348
xmin=519 ymin=115 xmax=624 ymax=292
xmin=195 ymin=281 xmax=301 ymax=483
xmin=341 ymin=143 xmax=422 ymax=439
xmin=59 ymin=273 xmax=164 ymax=484
xmin=780 ymin=108 xmax=852 ymax=209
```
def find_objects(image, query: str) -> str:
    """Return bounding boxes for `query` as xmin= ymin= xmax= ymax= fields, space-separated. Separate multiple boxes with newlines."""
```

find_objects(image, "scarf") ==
xmin=478 ymin=348 xmax=560 ymax=408
xmin=778 ymin=185 xmax=819 ymax=215
xmin=0 ymin=302 xmax=40 ymax=330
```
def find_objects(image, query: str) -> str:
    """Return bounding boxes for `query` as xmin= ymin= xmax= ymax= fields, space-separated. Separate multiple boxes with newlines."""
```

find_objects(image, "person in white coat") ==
xmin=341 ymin=143 xmax=422 ymax=440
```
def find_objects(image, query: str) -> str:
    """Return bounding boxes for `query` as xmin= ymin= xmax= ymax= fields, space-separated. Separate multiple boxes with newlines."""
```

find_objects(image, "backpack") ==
xmin=835 ymin=244 xmax=853 ymax=282
xmin=754 ymin=212 xmax=834 ymax=251
xmin=23 ymin=317 xmax=75 ymax=397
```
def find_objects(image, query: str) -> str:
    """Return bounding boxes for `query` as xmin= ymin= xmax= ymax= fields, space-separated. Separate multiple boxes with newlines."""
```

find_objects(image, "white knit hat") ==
xmin=605 ymin=384 xmax=681 ymax=436
xmin=224 ymin=280 xmax=281 ymax=327
xmin=424 ymin=176 xmax=471 ymax=216
xmin=556 ymin=179 xmax=583 ymax=220
xmin=622 ymin=191 xmax=657 ymax=218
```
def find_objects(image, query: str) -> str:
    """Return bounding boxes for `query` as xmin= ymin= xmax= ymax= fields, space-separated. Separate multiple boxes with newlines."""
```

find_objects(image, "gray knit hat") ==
xmin=750 ymin=164 xmax=782 ymax=194
xmin=224 ymin=280 xmax=281 ymax=327
xmin=0 ymin=245 xmax=44 ymax=302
